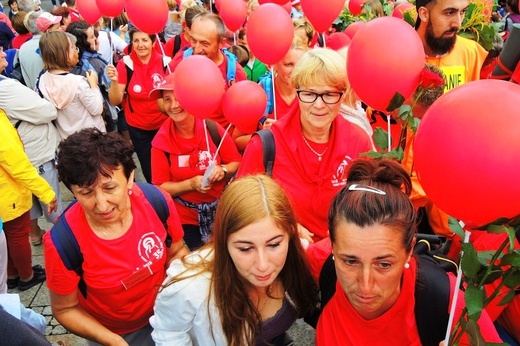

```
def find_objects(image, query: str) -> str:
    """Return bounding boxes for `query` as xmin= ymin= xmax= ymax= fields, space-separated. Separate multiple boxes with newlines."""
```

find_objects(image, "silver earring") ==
xmin=332 ymin=255 xmax=335 ymax=261
xmin=128 ymin=189 xmax=133 ymax=195
xmin=404 ymin=262 xmax=410 ymax=269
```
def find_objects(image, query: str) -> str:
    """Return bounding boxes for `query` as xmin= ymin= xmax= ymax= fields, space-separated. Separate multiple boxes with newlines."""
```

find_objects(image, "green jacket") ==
xmin=0 ymin=109 xmax=55 ymax=222
xmin=244 ymin=58 xmax=268 ymax=83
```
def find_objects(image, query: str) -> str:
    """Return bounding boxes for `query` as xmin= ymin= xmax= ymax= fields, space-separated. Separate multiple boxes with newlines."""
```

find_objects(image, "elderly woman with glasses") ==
xmin=237 ymin=48 xmax=372 ymax=243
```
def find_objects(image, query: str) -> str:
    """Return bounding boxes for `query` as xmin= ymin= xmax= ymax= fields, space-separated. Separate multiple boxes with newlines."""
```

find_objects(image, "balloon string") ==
xmin=157 ymin=39 xmax=172 ymax=74
xmin=270 ymin=65 xmax=277 ymax=121
xmin=203 ymin=119 xmax=211 ymax=155
xmin=212 ymin=124 xmax=232 ymax=162
xmin=110 ymin=19 xmax=114 ymax=65
xmin=444 ymin=229 xmax=471 ymax=345
xmin=321 ymin=33 xmax=326 ymax=49
xmin=386 ymin=114 xmax=391 ymax=152
xmin=234 ymin=32 xmax=237 ymax=46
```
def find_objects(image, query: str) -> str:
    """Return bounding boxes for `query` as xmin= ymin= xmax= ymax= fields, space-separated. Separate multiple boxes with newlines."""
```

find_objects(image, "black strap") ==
xmin=50 ymin=183 xmax=171 ymax=298
xmin=205 ymin=119 xmax=221 ymax=148
xmin=255 ymin=129 xmax=276 ymax=177
xmin=414 ymin=257 xmax=451 ymax=346
xmin=124 ymin=63 xmax=134 ymax=113
xmin=14 ymin=120 xmax=22 ymax=129
xmin=172 ymin=34 xmax=182 ymax=57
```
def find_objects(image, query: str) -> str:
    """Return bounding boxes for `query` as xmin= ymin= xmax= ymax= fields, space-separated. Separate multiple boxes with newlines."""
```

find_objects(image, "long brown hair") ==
xmin=164 ymin=175 xmax=317 ymax=344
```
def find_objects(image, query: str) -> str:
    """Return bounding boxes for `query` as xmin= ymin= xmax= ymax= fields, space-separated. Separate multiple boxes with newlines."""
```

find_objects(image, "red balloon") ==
xmin=344 ymin=20 xmax=366 ymax=39
xmin=222 ymin=81 xmax=267 ymax=134
xmin=125 ymin=0 xmax=169 ymax=34
xmin=392 ymin=2 xmax=414 ymax=19
xmin=348 ymin=0 xmax=367 ymax=16
xmin=347 ymin=17 xmax=423 ymax=111
xmin=258 ymin=0 xmax=289 ymax=4
xmin=414 ymin=81 xmax=520 ymax=226
xmin=281 ymin=2 xmax=293 ymax=14
xmin=219 ymin=0 xmax=248 ymax=32
xmin=76 ymin=0 xmax=102 ymax=25
xmin=247 ymin=4 xmax=294 ymax=65
xmin=96 ymin=0 xmax=125 ymax=18
xmin=301 ymin=0 xmax=344 ymax=33
xmin=172 ymin=56 xmax=226 ymax=118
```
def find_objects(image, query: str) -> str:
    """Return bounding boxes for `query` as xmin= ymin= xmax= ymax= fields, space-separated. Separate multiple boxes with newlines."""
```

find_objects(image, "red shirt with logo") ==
xmin=237 ymin=110 xmax=372 ymax=241
xmin=43 ymin=184 xmax=184 ymax=335
xmin=151 ymin=117 xmax=241 ymax=225
xmin=116 ymin=51 xmax=169 ymax=130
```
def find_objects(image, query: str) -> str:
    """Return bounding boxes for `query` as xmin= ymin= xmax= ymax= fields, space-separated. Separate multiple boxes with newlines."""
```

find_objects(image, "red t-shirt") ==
xmin=11 ymin=33 xmax=32 ymax=49
xmin=168 ymin=51 xmax=247 ymax=128
xmin=316 ymin=257 xmax=502 ymax=345
xmin=116 ymin=51 xmax=169 ymax=130
xmin=151 ymin=117 xmax=241 ymax=225
xmin=237 ymin=110 xmax=372 ymax=241
xmin=157 ymin=34 xmax=190 ymax=58
xmin=43 ymin=184 xmax=184 ymax=335
xmin=266 ymin=85 xmax=300 ymax=121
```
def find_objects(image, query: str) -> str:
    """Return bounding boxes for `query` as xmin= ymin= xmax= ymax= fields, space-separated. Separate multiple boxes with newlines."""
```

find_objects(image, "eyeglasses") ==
xmin=296 ymin=90 xmax=344 ymax=104
xmin=70 ymin=46 xmax=79 ymax=53
xmin=348 ymin=184 xmax=387 ymax=195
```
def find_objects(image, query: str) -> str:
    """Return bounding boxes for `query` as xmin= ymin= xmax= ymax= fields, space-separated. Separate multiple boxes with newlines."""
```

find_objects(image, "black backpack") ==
xmin=309 ymin=234 xmax=457 ymax=346
xmin=253 ymin=129 xmax=276 ymax=177
xmin=50 ymin=182 xmax=172 ymax=299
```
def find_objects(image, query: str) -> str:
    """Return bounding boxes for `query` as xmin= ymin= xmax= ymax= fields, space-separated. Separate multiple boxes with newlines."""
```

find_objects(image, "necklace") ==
xmin=302 ymin=134 xmax=328 ymax=161
xmin=257 ymin=284 xmax=272 ymax=313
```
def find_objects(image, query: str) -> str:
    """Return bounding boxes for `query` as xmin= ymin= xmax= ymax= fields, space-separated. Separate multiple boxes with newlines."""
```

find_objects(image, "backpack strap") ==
xmin=414 ymin=256 xmax=451 ymax=346
xmin=258 ymin=71 xmax=273 ymax=115
xmin=254 ymin=129 xmax=276 ymax=177
xmin=49 ymin=200 xmax=88 ymax=298
xmin=172 ymin=34 xmax=182 ymax=57
xmin=205 ymin=119 xmax=222 ymax=148
xmin=123 ymin=55 xmax=135 ymax=113
xmin=135 ymin=182 xmax=172 ymax=247
xmin=223 ymin=50 xmax=237 ymax=85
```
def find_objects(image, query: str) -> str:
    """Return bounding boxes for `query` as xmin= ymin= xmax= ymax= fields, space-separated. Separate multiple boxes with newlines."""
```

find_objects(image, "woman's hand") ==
xmin=261 ymin=118 xmax=276 ymax=130
xmin=47 ymin=196 xmax=58 ymax=214
xmin=190 ymin=175 xmax=212 ymax=193
xmin=119 ymin=24 xmax=128 ymax=35
xmin=86 ymin=70 xmax=98 ymax=89
xmin=297 ymin=223 xmax=315 ymax=244
xmin=208 ymin=165 xmax=226 ymax=184
xmin=106 ymin=64 xmax=118 ymax=84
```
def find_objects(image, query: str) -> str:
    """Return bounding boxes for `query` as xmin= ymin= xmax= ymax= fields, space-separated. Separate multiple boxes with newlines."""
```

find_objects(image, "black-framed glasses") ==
xmin=296 ymin=90 xmax=344 ymax=104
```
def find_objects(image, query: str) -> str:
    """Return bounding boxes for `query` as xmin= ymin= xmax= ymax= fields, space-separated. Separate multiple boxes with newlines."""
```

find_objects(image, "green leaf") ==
xmin=398 ymin=104 xmax=412 ymax=120
xmin=498 ymin=290 xmax=516 ymax=306
xmin=476 ymin=251 xmax=495 ymax=266
xmin=386 ymin=92 xmax=405 ymax=112
xmin=461 ymin=243 xmax=482 ymax=280
xmin=465 ymin=319 xmax=485 ymax=345
xmin=386 ymin=147 xmax=404 ymax=161
xmin=465 ymin=286 xmax=484 ymax=320
xmin=410 ymin=117 xmax=421 ymax=134
xmin=359 ymin=150 xmax=384 ymax=159
xmin=500 ymin=251 xmax=520 ymax=267
xmin=503 ymin=269 xmax=520 ymax=289
xmin=506 ymin=227 xmax=518 ymax=252
xmin=403 ymin=11 xmax=416 ymax=27
xmin=373 ymin=127 xmax=389 ymax=150
xmin=449 ymin=217 xmax=465 ymax=239
xmin=482 ymin=269 xmax=503 ymax=285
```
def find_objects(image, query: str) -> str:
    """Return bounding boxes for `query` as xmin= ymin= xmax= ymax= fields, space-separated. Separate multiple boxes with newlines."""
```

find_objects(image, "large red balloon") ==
xmin=96 ymin=0 xmax=125 ymax=18
xmin=392 ymin=2 xmax=414 ymax=19
xmin=347 ymin=17 xmax=423 ymax=111
xmin=247 ymin=4 xmax=294 ymax=65
xmin=344 ymin=20 xmax=366 ymax=39
xmin=219 ymin=0 xmax=248 ymax=32
xmin=414 ymin=80 xmax=520 ymax=226
xmin=348 ymin=0 xmax=367 ymax=16
xmin=301 ymin=0 xmax=344 ymax=33
xmin=125 ymin=0 xmax=169 ymax=34
xmin=76 ymin=0 xmax=102 ymax=25
xmin=258 ymin=0 xmax=289 ymax=4
xmin=222 ymin=81 xmax=267 ymax=134
xmin=172 ymin=56 xmax=226 ymax=118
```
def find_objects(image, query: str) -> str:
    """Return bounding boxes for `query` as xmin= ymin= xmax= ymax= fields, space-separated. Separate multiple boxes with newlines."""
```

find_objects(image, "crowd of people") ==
xmin=0 ymin=0 xmax=519 ymax=345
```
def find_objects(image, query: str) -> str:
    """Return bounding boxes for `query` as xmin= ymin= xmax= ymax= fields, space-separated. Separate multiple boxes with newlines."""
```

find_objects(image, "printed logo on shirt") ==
xmin=137 ymin=232 xmax=165 ymax=266
xmin=331 ymin=156 xmax=353 ymax=187
xmin=440 ymin=66 xmax=466 ymax=92
xmin=196 ymin=150 xmax=212 ymax=171
xmin=151 ymin=73 xmax=164 ymax=89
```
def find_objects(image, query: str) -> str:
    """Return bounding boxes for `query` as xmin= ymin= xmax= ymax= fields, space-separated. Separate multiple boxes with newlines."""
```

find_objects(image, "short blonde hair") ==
xmin=291 ymin=48 xmax=346 ymax=90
